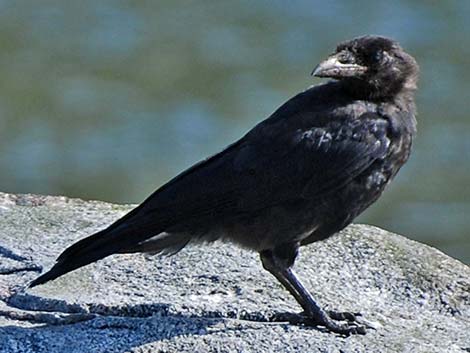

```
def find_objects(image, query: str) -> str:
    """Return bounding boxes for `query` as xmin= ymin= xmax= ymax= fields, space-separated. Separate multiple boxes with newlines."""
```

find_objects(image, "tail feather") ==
xmin=29 ymin=228 xmax=120 ymax=288
xmin=118 ymin=232 xmax=191 ymax=256
xmin=29 ymin=257 xmax=86 ymax=288
xmin=29 ymin=222 xmax=174 ymax=288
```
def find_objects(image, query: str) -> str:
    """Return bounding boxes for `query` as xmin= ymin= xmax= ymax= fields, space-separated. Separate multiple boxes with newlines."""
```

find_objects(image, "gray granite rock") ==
xmin=0 ymin=192 xmax=469 ymax=353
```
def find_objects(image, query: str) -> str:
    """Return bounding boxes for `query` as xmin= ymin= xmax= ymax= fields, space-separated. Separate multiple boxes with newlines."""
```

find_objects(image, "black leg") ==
xmin=260 ymin=245 xmax=366 ymax=335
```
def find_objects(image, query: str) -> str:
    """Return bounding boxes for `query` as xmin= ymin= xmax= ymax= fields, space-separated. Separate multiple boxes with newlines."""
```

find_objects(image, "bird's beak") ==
xmin=312 ymin=54 xmax=367 ymax=78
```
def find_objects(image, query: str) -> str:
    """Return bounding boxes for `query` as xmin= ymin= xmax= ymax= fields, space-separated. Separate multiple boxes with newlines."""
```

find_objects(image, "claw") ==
xmin=303 ymin=310 xmax=367 ymax=335
xmin=314 ymin=318 xmax=366 ymax=336
xmin=270 ymin=310 xmax=367 ymax=335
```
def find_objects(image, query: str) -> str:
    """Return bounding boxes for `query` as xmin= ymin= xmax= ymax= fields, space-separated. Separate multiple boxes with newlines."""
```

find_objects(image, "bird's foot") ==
xmin=302 ymin=309 xmax=367 ymax=335
xmin=270 ymin=310 xmax=367 ymax=335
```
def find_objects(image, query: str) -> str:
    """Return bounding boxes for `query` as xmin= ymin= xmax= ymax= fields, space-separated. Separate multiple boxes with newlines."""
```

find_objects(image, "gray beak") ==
xmin=312 ymin=55 xmax=367 ymax=78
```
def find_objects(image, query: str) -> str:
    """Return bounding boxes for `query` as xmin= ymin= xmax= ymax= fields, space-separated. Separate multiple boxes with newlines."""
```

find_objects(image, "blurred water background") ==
xmin=0 ymin=1 xmax=468 ymax=263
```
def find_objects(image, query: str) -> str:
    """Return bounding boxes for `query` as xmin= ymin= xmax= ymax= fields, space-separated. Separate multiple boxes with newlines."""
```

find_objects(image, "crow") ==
xmin=30 ymin=35 xmax=419 ymax=335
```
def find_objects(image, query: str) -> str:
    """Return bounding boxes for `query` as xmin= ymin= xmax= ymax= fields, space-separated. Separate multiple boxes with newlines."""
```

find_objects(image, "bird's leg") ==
xmin=260 ymin=245 xmax=366 ymax=335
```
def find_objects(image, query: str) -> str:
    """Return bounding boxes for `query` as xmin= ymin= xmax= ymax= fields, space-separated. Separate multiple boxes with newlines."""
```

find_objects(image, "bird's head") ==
xmin=312 ymin=35 xmax=419 ymax=99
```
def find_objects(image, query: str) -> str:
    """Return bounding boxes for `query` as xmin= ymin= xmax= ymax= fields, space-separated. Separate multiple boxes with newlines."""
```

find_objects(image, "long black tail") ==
xmin=29 ymin=220 xmax=194 ymax=288
xmin=29 ymin=225 xmax=127 ymax=288
xmin=29 ymin=215 xmax=175 ymax=288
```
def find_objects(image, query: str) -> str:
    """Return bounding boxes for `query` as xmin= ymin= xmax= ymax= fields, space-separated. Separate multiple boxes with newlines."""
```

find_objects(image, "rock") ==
xmin=0 ymin=192 xmax=469 ymax=353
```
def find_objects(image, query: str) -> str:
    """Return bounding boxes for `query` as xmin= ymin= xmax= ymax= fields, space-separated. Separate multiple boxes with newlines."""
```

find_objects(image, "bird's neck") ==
xmin=341 ymin=77 xmax=416 ymax=104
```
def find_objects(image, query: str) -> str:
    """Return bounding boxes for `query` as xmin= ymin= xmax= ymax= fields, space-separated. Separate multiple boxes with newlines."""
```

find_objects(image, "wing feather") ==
xmin=119 ymin=112 xmax=390 ymax=232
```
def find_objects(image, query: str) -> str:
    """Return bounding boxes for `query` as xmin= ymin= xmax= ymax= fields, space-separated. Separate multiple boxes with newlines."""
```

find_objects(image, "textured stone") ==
xmin=0 ymin=192 xmax=469 ymax=352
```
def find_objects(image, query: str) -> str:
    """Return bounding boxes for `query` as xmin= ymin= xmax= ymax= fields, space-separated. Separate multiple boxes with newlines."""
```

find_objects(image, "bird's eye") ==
xmin=337 ymin=50 xmax=353 ymax=64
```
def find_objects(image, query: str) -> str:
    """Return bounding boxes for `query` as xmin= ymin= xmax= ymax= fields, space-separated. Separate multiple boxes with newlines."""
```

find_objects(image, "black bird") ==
xmin=30 ymin=35 xmax=418 ymax=335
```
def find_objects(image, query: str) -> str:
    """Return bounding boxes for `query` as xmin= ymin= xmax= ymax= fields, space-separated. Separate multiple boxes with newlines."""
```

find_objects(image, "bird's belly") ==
xmin=213 ymin=165 xmax=393 ymax=252
xmin=220 ymin=202 xmax=323 ymax=251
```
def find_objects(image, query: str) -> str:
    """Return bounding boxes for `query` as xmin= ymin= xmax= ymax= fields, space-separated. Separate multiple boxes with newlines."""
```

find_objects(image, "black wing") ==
xmin=118 ymin=112 xmax=391 ymax=233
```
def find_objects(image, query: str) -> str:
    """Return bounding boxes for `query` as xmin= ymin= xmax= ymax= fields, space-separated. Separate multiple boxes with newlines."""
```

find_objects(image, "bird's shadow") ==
xmin=1 ymin=291 xmax=358 ymax=352
xmin=2 ymin=316 xmax=226 ymax=353
xmin=1 ymin=300 xmax=226 ymax=353
xmin=0 ymin=292 xmax=323 ymax=353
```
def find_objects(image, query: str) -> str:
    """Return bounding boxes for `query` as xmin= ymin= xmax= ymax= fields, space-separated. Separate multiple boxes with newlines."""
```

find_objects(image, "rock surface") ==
xmin=0 ymin=192 xmax=469 ymax=353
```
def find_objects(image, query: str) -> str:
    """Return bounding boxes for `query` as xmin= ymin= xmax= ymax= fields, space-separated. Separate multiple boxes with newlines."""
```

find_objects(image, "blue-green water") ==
xmin=0 ymin=1 xmax=469 ymax=263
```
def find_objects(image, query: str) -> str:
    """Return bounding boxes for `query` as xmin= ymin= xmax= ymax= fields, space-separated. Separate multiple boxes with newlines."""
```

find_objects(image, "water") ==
xmin=0 ymin=1 xmax=469 ymax=263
